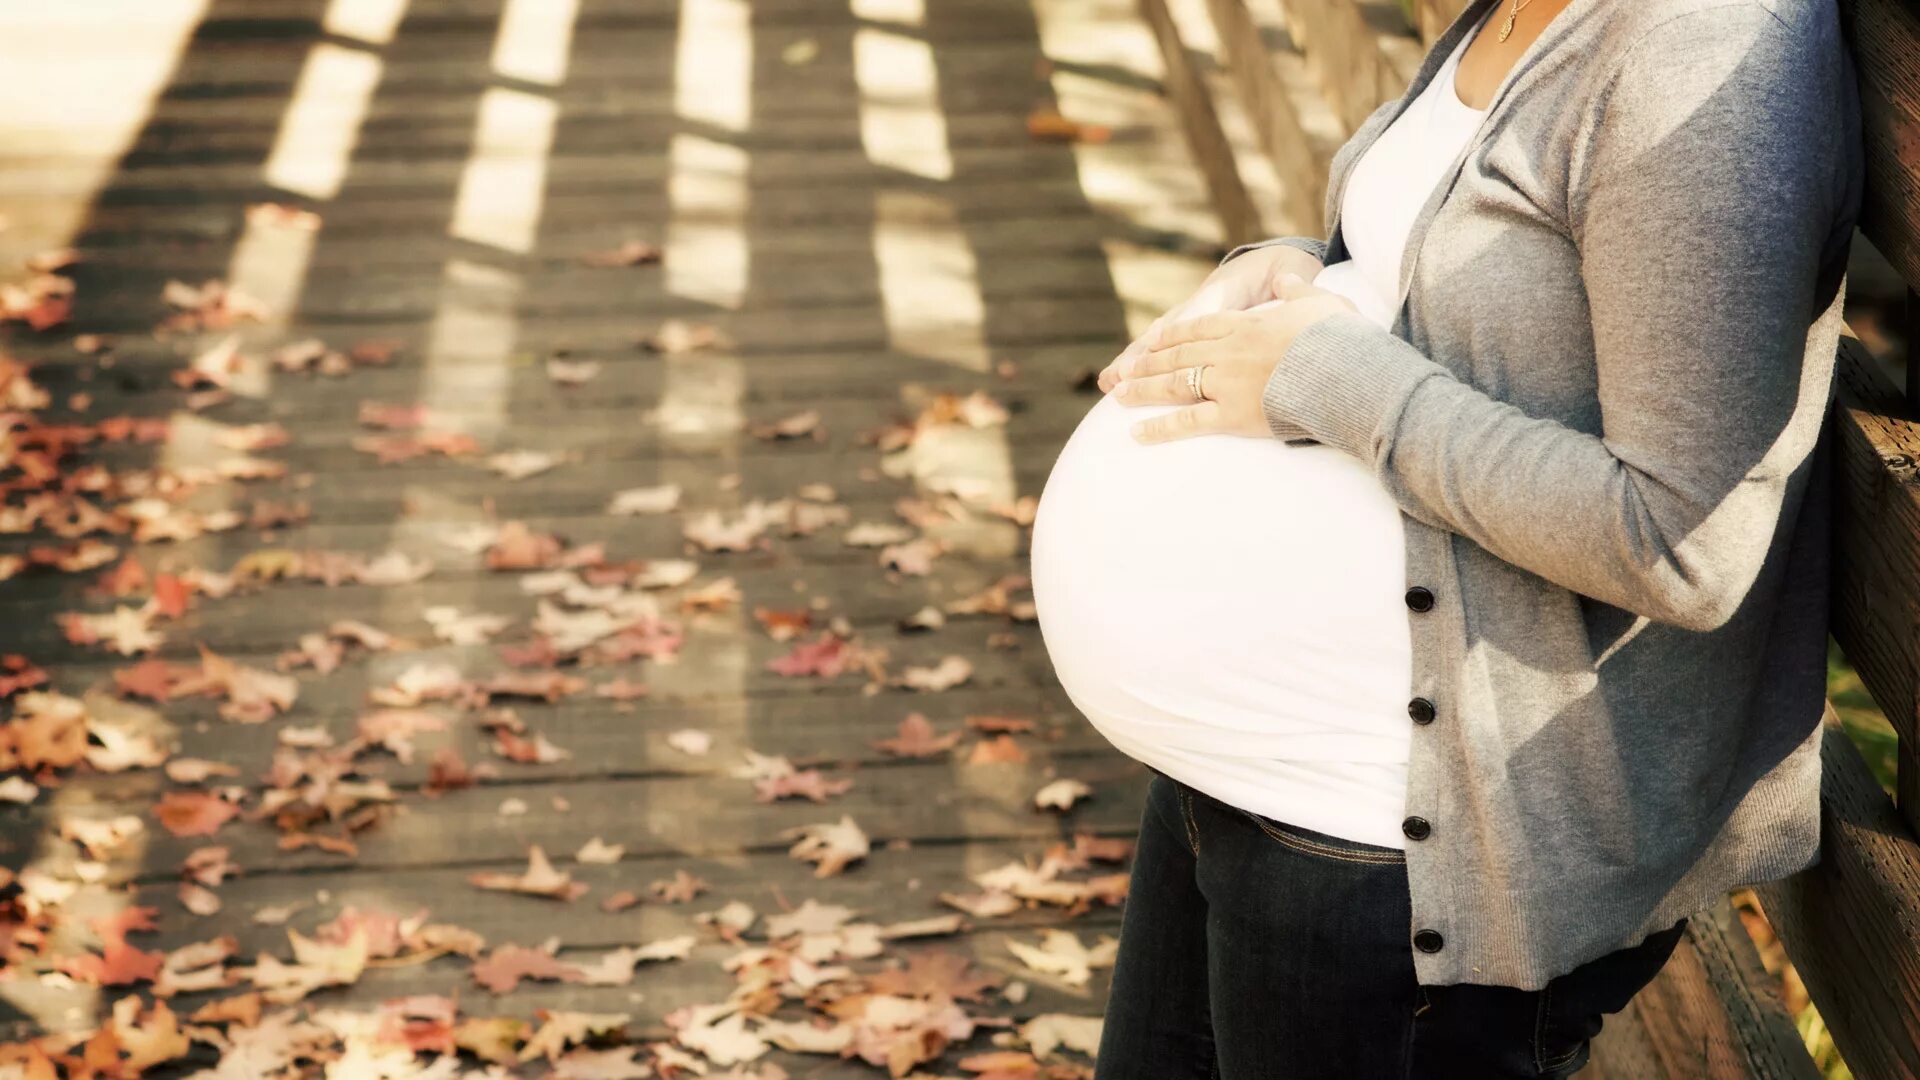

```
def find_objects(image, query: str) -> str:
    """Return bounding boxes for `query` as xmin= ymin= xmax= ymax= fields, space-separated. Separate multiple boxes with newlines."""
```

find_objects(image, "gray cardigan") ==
xmin=1226 ymin=0 xmax=1863 ymax=989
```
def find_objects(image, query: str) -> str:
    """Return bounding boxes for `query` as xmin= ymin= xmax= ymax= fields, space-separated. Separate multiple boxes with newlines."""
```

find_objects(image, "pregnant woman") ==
xmin=1028 ymin=0 xmax=1863 ymax=1074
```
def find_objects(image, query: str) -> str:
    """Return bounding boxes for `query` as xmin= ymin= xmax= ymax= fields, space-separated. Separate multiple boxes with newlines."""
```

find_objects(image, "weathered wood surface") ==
xmin=1752 ymin=709 xmax=1920 ymax=1080
xmin=1830 ymin=331 xmax=1920 ymax=824
xmin=1840 ymin=0 xmax=1920 ymax=294
xmin=1619 ymin=896 xmax=1822 ymax=1079
xmin=0 ymin=0 xmax=1208 ymax=1071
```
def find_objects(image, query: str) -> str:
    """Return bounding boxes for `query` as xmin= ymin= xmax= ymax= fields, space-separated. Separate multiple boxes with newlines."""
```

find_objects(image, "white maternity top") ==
xmin=1029 ymin=12 xmax=1492 ymax=851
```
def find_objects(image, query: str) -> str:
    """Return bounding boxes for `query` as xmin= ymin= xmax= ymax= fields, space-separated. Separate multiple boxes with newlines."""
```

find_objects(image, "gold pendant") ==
xmin=1498 ymin=9 xmax=1517 ymax=41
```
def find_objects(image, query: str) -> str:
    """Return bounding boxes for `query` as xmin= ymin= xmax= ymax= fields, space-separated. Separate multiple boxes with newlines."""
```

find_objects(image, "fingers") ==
xmin=1127 ymin=337 xmax=1214 ymax=380
xmin=1099 ymin=313 xmax=1171 ymax=392
xmin=1152 ymin=311 xmax=1237 ymax=350
xmin=1130 ymin=400 xmax=1224 ymax=444
xmin=1110 ymin=368 xmax=1203 ymax=407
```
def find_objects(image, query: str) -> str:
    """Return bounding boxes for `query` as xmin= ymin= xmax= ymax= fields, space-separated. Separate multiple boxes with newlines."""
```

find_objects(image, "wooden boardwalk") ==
xmin=0 ymin=0 xmax=1245 ymax=1073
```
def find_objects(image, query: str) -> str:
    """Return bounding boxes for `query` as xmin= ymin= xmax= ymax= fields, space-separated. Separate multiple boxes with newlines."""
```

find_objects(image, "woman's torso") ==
xmin=1027 ymin=13 xmax=1494 ymax=851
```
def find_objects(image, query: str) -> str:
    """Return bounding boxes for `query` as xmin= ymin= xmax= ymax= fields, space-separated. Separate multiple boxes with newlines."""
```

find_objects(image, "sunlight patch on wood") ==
xmin=1100 ymin=237 xmax=1213 ymax=339
xmin=854 ymin=28 xmax=951 ymax=181
xmin=322 ymin=0 xmax=408 ymax=44
xmin=1030 ymin=0 xmax=1223 ymax=244
xmin=263 ymin=43 xmax=383 ymax=201
xmin=667 ymin=134 xmax=750 ymax=310
xmin=675 ymin=0 xmax=752 ymax=134
xmin=873 ymin=190 xmax=988 ymax=373
xmin=0 ymin=0 xmax=207 ymax=265
xmin=419 ymin=258 xmax=521 ymax=442
xmin=491 ymin=0 xmax=580 ymax=87
xmin=650 ymin=0 xmax=753 ymax=774
xmin=226 ymin=212 xmax=316 ymax=345
xmin=851 ymin=0 xmax=925 ymax=25
xmin=449 ymin=88 xmax=557 ymax=254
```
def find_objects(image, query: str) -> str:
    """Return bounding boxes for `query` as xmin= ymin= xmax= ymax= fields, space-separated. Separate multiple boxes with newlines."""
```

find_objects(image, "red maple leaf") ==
xmin=113 ymin=659 xmax=182 ymax=701
xmin=0 ymin=656 xmax=49 ymax=698
xmin=150 ymin=574 xmax=191 ymax=619
xmin=471 ymin=945 xmax=585 ymax=994
xmin=87 ymin=905 xmax=160 ymax=948
xmin=766 ymin=633 xmax=861 ymax=678
xmin=60 ymin=941 xmax=165 ymax=986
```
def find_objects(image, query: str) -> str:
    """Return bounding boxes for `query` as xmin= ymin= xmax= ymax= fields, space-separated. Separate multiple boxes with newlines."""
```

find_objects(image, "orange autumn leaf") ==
xmin=968 ymin=734 xmax=1029 ymax=765
xmin=60 ymin=941 xmax=165 ymax=986
xmin=871 ymin=713 xmax=963 ymax=758
xmin=1026 ymin=107 xmax=1111 ymax=144
xmin=154 ymin=791 xmax=241 ymax=838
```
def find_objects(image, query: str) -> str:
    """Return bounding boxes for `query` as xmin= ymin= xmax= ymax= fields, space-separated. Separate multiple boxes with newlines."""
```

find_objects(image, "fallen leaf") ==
xmin=578 ymin=240 xmax=662 ymax=267
xmin=666 ymin=728 xmax=713 ymax=756
xmin=785 ymin=816 xmax=871 ymax=878
xmin=871 ymin=713 xmax=962 ymax=758
xmin=642 ymin=318 xmax=729 ymax=354
xmin=1033 ymin=779 xmax=1093 ymax=812
xmin=575 ymin=837 xmax=624 ymax=865
xmin=608 ymin=483 xmax=682 ymax=515
xmin=154 ymin=791 xmax=241 ymax=838
xmin=471 ymin=943 xmax=586 ymax=994
xmin=1005 ymin=929 xmax=1118 ymax=987
xmin=469 ymin=846 xmax=589 ymax=901
xmin=894 ymin=655 xmax=972 ymax=692
xmin=968 ymin=735 xmax=1029 ymax=766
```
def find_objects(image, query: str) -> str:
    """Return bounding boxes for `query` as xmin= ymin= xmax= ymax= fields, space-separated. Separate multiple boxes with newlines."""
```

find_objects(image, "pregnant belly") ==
xmin=1029 ymin=393 xmax=1414 ymax=762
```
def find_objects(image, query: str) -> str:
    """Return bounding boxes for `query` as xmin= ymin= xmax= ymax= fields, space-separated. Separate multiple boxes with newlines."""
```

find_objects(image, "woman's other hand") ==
xmin=1108 ymin=272 xmax=1359 ymax=443
xmin=1094 ymin=243 xmax=1324 ymax=394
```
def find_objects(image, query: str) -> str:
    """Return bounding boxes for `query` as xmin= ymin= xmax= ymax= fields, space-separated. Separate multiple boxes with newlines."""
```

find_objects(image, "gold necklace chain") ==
xmin=1496 ymin=0 xmax=1537 ymax=42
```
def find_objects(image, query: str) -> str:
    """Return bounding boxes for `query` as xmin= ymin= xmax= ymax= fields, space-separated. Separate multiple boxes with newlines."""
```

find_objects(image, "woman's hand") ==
xmin=1095 ymin=244 xmax=1325 ymax=394
xmin=1107 ymin=272 xmax=1360 ymax=443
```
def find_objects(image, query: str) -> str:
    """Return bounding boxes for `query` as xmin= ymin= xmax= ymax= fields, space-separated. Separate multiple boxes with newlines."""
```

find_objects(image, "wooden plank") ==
xmin=24 ymin=345 xmax=1106 ymax=421
xmin=12 ymin=144 xmax=1195 ymax=199
xmin=1750 ymin=708 xmax=1920 ymax=1080
xmin=1358 ymin=0 xmax=1424 ymax=93
xmin=57 ymin=178 xmax=1165 ymax=240
xmin=9 ymin=563 xmax=1061 ymax=653
xmin=1827 ymin=333 xmax=1920 ymax=822
xmin=40 ymin=296 xmax=1131 ymax=346
xmin=1199 ymin=0 xmax=1326 ymax=234
xmin=53 ymin=253 xmax=1124 ymax=323
xmin=42 ymin=755 xmax=1152 ymax=877
xmin=1137 ymin=0 xmax=1268 ymax=244
xmin=1624 ymin=895 xmax=1819 ymax=1079
xmin=1585 ymin=996 xmax=1671 ymax=1080
xmin=1840 ymin=0 xmax=1920 ymax=293
xmin=118 ymin=916 xmax=1127 ymax=1044
xmin=59 ymin=214 xmax=1198 ymax=273
xmin=135 ymin=840 xmax=1128 ymax=957
xmin=1413 ymin=0 xmax=1469 ymax=46
xmin=1276 ymin=0 xmax=1390 ymax=134
xmin=149 ymin=684 xmax=1110 ymax=785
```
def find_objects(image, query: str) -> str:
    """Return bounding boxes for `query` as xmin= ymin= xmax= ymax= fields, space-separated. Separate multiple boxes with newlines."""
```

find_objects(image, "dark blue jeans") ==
xmin=1095 ymin=773 xmax=1688 ymax=1079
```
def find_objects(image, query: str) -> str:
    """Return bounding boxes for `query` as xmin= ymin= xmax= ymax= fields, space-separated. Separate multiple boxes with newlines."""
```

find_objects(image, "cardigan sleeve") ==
xmin=1257 ymin=5 xmax=1854 ymax=633
xmin=1220 ymin=235 xmax=1329 ymax=268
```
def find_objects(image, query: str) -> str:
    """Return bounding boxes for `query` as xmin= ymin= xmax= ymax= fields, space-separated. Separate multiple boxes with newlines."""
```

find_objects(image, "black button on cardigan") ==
xmin=1408 ymin=697 xmax=1436 ymax=724
xmin=1405 ymin=586 xmax=1435 ymax=611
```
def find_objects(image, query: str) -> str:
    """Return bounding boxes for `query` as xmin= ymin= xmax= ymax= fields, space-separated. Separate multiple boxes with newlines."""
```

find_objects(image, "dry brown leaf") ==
xmin=785 ymin=816 xmax=871 ymax=878
xmin=469 ymin=846 xmax=589 ymax=902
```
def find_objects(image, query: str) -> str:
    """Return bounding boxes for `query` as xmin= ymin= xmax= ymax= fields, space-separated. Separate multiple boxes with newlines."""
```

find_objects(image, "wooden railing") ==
xmin=1142 ymin=0 xmax=1920 ymax=1076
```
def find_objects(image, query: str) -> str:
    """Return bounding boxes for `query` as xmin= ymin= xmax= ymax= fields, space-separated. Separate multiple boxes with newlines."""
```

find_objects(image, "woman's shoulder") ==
xmin=1572 ymin=0 xmax=1850 ymax=140
xmin=1594 ymin=0 xmax=1841 ymax=70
